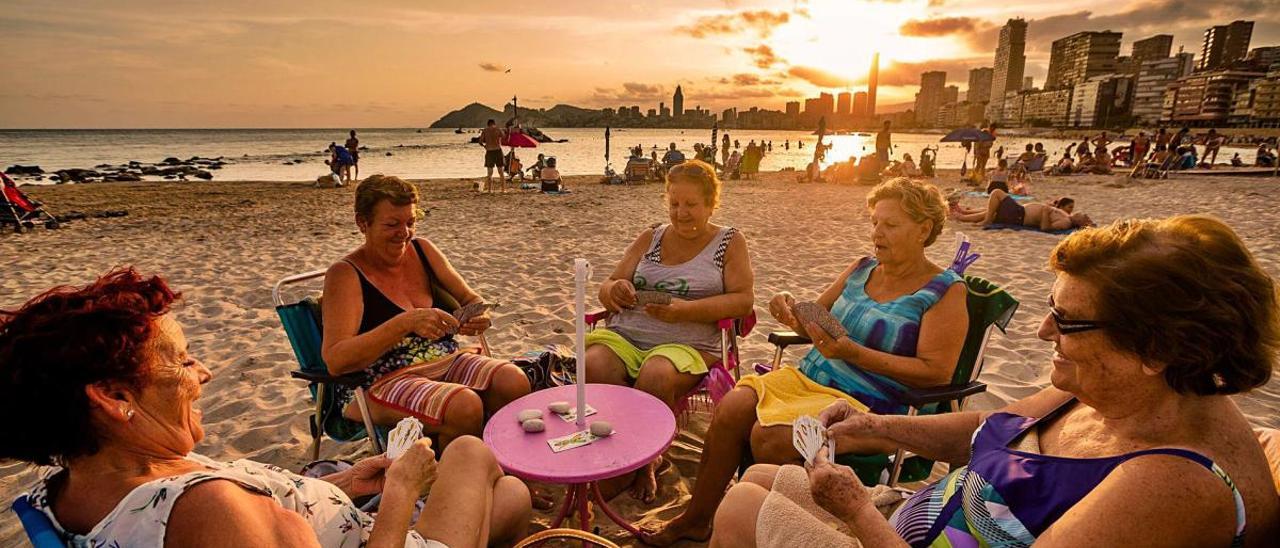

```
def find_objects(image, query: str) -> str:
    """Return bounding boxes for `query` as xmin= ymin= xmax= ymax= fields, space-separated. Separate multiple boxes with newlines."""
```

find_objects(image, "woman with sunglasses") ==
xmin=710 ymin=215 xmax=1279 ymax=547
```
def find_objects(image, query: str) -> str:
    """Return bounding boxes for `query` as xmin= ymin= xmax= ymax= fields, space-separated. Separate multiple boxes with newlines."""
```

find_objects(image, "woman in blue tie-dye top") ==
xmin=642 ymin=177 xmax=968 ymax=546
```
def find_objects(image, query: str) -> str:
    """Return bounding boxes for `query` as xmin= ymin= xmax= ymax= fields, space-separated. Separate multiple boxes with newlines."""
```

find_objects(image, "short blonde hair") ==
xmin=665 ymin=160 xmax=721 ymax=209
xmin=866 ymin=177 xmax=946 ymax=246
xmin=355 ymin=174 xmax=418 ymax=222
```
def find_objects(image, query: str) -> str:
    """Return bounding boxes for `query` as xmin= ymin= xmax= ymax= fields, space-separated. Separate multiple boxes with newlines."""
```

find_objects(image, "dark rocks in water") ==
xmin=128 ymin=160 xmax=143 ymax=167
xmin=386 ymin=152 xmax=393 ymax=156
xmin=5 ymin=165 xmax=44 ymax=175
xmin=140 ymin=166 xmax=161 ymax=175
xmin=163 ymin=174 xmax=177 ymax=180
xmin=282 ymin=161 xmax=294 ymax=165
xmin=207 ymin=163 xmax=223 ymax=169
xmin=161 ymin=157 xmax=182 ymax=165
xmin=54 ymin=168 xmax=101 ymax=182
xmin=194 ymin=170 xmax=213 ymax=180
xmin=103 ymin=173 xmax=142 ymax=182
xmin=94 ymin=163 xmax=113 ymax=169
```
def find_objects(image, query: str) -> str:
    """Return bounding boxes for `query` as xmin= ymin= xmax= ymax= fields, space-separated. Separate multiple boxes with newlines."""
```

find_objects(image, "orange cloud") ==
xmin=786 ymin=66 xmax=853 ymax=88
xmin=899 ymin=17 xmax=984 ymax=37
xmin=743 ymin=44 xmax=779 ymax=69
xmin=679 ymin=9 xmax=791 ymax=39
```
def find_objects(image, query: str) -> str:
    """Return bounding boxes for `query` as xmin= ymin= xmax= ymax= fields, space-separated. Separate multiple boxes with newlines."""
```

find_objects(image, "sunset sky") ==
xmin=1 ymin=0 xmax=1276 ymax=128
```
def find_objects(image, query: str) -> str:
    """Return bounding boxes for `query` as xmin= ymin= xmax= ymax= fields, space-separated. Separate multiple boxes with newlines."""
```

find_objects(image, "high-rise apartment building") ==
xmin=967 ymin=67 xmax=993 ymax=105
xmin=852 ymin=91 xmax=869 ymax=117
xmin=1132 ymin=53 xmax=1195 ymax=124
xmin=672 ymin=85 xmax=684 ymax=117
xmin=1199 ymin=21 xmax=1253 ymax=71
xmin=1132 ymin=35 xmax=1173 ymax=65
xmin=915 ymin=71 xmax=947 ymax=126
xmin=1045 ymin=31 xmax=1123 ymax=90
xmin=988 ymin=19 xmax=1028 ymax=123
xmin=837 ymin=92 xmax=852 ymax=115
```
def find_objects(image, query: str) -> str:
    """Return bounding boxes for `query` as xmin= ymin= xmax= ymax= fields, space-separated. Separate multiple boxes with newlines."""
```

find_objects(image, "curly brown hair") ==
xmin=1049 ymin=215 xmax=1278 ymax=395
xmin=354 ymin=174 xmax=419 ymax=222
xmin=0 ymin=268 xmax=179 ymax=465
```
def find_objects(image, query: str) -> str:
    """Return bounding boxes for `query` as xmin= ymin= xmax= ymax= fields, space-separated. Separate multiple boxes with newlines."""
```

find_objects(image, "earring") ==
xmin=121 ymin=406 xmax=134 ymax=419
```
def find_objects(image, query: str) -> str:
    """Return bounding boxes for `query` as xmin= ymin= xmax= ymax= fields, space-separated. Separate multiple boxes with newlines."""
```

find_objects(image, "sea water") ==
xmin=0 ymin=128 xmax=1254 ymax=183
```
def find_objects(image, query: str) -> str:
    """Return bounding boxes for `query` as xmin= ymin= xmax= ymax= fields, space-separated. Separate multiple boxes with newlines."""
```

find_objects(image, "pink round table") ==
xmin=483 ymin=383 xmax=676 ymax=536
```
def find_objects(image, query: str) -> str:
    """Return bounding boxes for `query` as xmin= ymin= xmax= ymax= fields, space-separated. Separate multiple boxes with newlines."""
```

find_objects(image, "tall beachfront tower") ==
xmin=867 ymin=53 xmax=880 ymax=117
xmin=1199 ymin=20 xmax=1253 ymax=71
xmin=987 ymin=18 xmax=1028 ymax=123
xmin=673 ymin=85 xmax=685 ymax=118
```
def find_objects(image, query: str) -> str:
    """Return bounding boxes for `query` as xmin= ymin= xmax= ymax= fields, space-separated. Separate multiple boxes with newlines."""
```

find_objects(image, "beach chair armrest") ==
xmin=768 ymin=331 xmax=812 ymax=348
xmin=585 ymin=310 xmax=610 ymax=326
xmin=290 ymin=370 xmax=366 ymax=387
xmin=899 ymin=381 xmax=987 ymax=408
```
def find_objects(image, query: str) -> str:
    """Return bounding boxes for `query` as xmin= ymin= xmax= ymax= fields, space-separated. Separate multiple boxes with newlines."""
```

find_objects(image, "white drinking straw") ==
xmin=574 ymin=258 xmax=589 ymax=426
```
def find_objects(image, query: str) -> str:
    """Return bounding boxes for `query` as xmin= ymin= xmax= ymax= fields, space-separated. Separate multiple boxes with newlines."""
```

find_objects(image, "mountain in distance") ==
xmin=429 ymin=100 xmax=916 ymax=129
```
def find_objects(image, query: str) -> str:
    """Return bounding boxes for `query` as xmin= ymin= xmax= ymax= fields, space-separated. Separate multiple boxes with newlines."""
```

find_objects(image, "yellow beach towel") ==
xmin=738 ymin=367 xmax=869 ymax=427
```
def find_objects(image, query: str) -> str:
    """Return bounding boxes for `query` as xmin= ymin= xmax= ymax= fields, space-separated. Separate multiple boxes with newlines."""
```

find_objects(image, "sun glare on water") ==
xmin=771 ymin=0 xmax=953 ymax=82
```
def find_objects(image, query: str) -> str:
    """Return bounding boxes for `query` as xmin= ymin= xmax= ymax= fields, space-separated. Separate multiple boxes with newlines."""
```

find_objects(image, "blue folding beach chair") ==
xmin=11 ymin=494 xmax=63 ymax=548
xmin=273 ymin=270 xmax=493 ymax=461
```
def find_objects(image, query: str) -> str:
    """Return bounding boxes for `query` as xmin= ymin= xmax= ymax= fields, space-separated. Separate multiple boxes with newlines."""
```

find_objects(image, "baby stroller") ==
xmin=2 ymin=173 xmax=60 ymax=233
xmin=920 ymin=147 xmax=937 ymax=178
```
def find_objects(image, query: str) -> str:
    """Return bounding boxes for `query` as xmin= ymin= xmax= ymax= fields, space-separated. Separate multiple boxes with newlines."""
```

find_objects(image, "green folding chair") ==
xmin=764 ymin=275 xmax=1018 ymax=486
xmin=273 ymin=270 xmax=491 ymax=461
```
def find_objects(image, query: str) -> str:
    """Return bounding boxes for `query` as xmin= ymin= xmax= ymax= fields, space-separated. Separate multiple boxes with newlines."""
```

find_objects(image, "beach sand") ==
xmin=3 ymin=170 xmax=1280 ymax=546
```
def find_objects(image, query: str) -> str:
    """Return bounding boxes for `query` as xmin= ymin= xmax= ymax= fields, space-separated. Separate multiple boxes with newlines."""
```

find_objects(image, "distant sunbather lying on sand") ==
xmin=953 ymin=189 xmax=1092 ymax=231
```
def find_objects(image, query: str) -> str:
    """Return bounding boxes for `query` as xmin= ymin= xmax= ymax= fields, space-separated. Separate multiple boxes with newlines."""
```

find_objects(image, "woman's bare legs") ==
xmin=346 ymin=387 xmax=484 ymax=449
xmin=639 ymin=386 xmax=760 ymax=546
xmin=708 ymin=482 xmax=768 ymax=548
xmin=629 ymin=356 xmax=704 ymax=502
xmin=481 ymin=364 xmax=531 ymax=417
xmin=414 ymin=435 xmax=532 ymax=546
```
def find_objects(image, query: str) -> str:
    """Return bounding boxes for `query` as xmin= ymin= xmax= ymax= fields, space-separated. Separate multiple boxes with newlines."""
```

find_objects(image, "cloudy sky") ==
xmin=1 ymin=0 xmax=1275 ymax=128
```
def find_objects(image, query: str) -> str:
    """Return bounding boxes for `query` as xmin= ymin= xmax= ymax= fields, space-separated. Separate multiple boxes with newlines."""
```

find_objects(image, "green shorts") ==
xmin=584 ymin=328 xmax=708 ymax=379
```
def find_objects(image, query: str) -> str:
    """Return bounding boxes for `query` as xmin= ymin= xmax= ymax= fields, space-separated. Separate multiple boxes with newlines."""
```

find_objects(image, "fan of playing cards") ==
xmin=386 ymin=417 xmax=425 ymax=459
xmin=792 ymin=415 xmax=835 ymax=465
xmin=450 ymin=302 xmax=498 ymax=334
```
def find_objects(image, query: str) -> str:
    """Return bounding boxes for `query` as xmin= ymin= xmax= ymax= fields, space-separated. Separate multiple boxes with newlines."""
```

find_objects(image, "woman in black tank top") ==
xmin=319 ymin=175 xmax=531 ymax=448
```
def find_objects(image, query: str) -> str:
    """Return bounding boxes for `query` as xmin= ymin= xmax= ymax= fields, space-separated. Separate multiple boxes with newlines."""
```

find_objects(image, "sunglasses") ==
xmin=1047 ymin=295 xmax=1107 ymax=334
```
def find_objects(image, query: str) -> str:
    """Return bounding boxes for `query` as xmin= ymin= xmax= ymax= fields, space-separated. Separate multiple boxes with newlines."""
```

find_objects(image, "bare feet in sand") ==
xmin=638 ymin=512 xmax=712 ymax=546
xmin=629 ymin=455 xmax=669 ymax=504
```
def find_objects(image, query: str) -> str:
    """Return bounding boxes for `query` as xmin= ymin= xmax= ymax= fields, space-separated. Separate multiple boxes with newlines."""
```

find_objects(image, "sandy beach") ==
xmin=3 ymin=170 xmax=1280 ymax=546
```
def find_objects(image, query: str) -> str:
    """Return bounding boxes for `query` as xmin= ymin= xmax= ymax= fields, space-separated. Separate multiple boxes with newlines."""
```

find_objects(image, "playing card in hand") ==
xmin=792 ymin=415 xmax=828 ymax=466
xmin=633 ymin=290 xmax=672 ymax=308
xmin=792 ymin=301 xmax=847 ymax=339
xmin=386 ymin=417 xmax=424 ymax=460
xmin=454 ymin=302 xmax=496 ymax=328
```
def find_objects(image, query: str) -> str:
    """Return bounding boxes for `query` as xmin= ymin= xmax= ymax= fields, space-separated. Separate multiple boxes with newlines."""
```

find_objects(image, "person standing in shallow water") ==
xmin=345 ymin=130 xmax=361 ymax=181
xmin=876 ymin=120 xmax=892 ymax=164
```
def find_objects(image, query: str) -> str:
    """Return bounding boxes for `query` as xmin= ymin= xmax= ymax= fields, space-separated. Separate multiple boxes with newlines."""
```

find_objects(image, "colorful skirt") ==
xmin=366 ymin=349 xmax=508 ymax=425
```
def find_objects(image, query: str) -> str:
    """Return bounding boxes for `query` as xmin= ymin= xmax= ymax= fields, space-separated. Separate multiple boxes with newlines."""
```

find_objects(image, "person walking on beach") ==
xmin=345 ymin=130 xmax=361 ymax=181
xmin=479 ymin=119 xmax=504 ymax=192
xmin=972 ymin=123 xmax=995 ymax=183
xmin=876 ymin=120 xmax=892 ymax=164
xmin=1202 ymin=129 xmax=1224 ymax=168
xmin=1132 ymin=131 xmax=1151 ymax=166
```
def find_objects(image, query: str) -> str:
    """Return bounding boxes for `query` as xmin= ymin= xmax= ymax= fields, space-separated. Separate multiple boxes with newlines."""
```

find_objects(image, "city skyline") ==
xmin=1 ymin=0 xmax=1277 ymax=128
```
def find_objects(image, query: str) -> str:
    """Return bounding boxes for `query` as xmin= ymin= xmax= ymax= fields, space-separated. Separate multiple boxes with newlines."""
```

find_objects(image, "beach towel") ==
xmin=736 ymin=367 xmax=868 ymax=427
xmin=983 ymin=223 xmax=1078 ymax=235
xmin=756 ymin=465 xmax=905 ymax=548
xmin=962 ymin=191 xmax=1033 ymax=201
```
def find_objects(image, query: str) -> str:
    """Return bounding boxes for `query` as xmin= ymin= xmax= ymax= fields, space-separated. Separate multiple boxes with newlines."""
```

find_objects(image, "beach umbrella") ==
xmin=940 ymin=128 xmax=992 ymax=178
xmin=813 ymin=116 xmax=827 ymax=166
xmin=939 ymin=128 xmax=994 ymax=143
xmin=604 ymin=126 xmax=611 ymax=173
xmin=710 ymin=123 xmax=719 ymax=165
